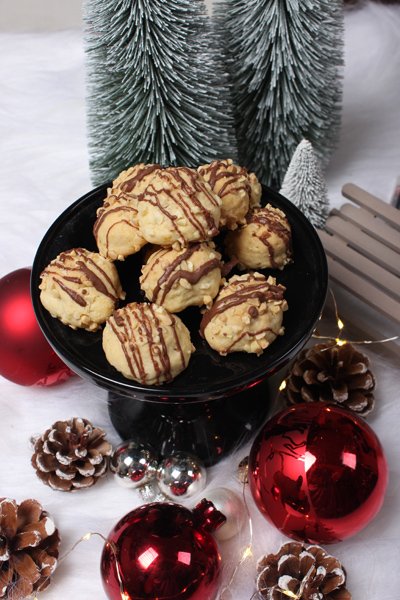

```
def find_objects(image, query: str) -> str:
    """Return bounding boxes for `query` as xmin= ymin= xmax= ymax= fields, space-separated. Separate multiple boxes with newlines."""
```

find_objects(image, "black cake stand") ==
xmin=31 ymin=185 xmax=327 ymax=465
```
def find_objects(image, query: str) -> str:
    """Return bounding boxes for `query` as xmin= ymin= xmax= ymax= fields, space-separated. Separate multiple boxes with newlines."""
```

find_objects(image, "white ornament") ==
xmin=205 ymin=487 xmax=245 ymax=541
xmin=280 ymin=139 xmax=330 ymax=228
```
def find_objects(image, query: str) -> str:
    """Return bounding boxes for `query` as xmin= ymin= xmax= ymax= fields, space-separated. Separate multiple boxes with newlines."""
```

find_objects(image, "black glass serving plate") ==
xmin=31 ymin=184 xmax=327 ymax=464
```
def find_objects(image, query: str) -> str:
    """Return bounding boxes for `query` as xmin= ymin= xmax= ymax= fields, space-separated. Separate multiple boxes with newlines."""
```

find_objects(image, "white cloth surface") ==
xmin=0 ymin=3 xmax=399 ymax=599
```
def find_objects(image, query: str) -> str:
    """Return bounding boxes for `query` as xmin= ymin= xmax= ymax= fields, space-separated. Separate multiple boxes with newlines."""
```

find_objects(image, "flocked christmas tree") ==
xmin=84 ymin=0 xmax=237 ymax=185
xmin=280 ymin=139 xmax=330 ymax=228
xmin=216 ymin=0 xmax=344 ymax=188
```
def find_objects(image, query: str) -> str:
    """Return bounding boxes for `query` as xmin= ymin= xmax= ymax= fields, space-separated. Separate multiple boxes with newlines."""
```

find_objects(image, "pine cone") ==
xmin=0 ymin=498 xmax=60 ymax=598
xmin=31 ymin=417 xmax=112 ymax=492
xmin=285 ymin=342 xmax=375 ymax=416
xmin=257 ymin=541 xmax=351 ymax=600
xmin=237 ymin=456 xmax=249 ymax=484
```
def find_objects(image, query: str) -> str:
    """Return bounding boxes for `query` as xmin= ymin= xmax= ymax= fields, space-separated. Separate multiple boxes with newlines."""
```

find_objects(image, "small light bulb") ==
xmin=242 ymin=545 xmax=253 ymax=560
xmin=337 ymin=318 xmax=344 ymax=330
xmin=279 ymin=379 xmax=287 ymax=391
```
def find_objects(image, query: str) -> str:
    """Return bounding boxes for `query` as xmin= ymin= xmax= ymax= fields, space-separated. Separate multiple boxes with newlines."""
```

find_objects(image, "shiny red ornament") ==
xmin=0 ymin=268 xmax=73 ymax=386
xmin=249 ymin=402 xmax=388 ymax=544
xmin=101 ymin=500 xmax=225 ymax=600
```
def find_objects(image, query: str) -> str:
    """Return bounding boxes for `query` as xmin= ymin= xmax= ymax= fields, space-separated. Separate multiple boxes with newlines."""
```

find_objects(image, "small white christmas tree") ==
xmin=280 ymin=139 xmax=330 ymax=228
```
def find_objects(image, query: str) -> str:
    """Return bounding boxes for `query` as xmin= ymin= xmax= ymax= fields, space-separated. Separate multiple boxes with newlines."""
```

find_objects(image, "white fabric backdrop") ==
xmin=0 ymin=3 xmax=399 ymax=599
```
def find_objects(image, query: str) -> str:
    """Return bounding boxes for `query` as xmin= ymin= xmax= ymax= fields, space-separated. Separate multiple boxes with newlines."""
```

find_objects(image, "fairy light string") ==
xmin=218 ymin=472 xmax=254 ymax=599
xmin=32 ymin=531 xmax=127 ymax=600
xmin=311 ymin=289 xmax=398 ymax=347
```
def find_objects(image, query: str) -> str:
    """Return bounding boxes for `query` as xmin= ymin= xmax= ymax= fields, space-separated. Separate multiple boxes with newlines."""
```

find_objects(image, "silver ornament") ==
xmin=138 ymin=481 xmax=167 ymax=503
xmin=205 ymin=487 xmax=245 ymax=541
xmin=157 ymin=452 xmax=207 ymax=499
xmin=110 ymin=441 xmax=158 ymax=489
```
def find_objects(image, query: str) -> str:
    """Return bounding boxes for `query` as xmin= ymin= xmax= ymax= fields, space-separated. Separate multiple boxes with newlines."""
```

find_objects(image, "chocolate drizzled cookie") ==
xmin=225 ymin=204 xmax=292 ymax=270
xmin=198 ymin=158 xmax=262 ymax=229
xmin=140 ymin=242 xmax=222 ymax=313
xmin=102 ymin=302 xmax=194 ymax=385
xmin=138 ymin=167 xmax=221 ymax=247
xmin=200 ymin=272 xmax=287 ymax=356
xmin=39 ymin=248 xmax=125 ymax=331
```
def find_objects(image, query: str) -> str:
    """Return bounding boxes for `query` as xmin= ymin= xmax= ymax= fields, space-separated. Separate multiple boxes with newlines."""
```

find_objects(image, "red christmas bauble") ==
xmin=249 ymin=402 xmax=388 ymax=544
xmin=0 ymin=268 xmax=73 ymax=386
xmin=101 ymin=501 xmax=225 ymax=600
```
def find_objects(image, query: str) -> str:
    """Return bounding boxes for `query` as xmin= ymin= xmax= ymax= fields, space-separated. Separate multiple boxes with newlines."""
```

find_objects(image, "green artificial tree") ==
xmin=280 ymin=139 xmax=330 ymax=228
xmin=216 ymin=0 xmax=344 ymax=188
xmin=84 ymin=0 xmax=237 ymax=185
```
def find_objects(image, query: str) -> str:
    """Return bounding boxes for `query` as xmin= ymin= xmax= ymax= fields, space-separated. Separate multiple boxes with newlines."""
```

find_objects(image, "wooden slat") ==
xmin=326 ymin=256 xmax=400 ymax=324
xmin=342 ymin=183 xmax=400 ymax=230
xmin=333 ymin=204 xmax=400 ymax=252
xmin=318 ymin=229 xmax=400 ymax=300
xmin=325 ymin=215 xmax=400 ymax=276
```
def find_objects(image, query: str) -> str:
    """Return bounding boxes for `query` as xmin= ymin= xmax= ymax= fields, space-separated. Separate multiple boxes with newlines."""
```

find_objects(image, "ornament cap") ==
xmin=193 ymin=498 xmax=227 ymax=533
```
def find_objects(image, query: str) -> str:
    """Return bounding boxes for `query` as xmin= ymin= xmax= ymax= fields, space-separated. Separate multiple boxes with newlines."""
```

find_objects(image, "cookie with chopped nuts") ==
xmin=140 ymin=243 xmax=222 ymax=313
xmin=93 ymin=163 xmax=160 ymax=260
xmin=137 ymin=167 xmax=221 ymax=247
xmin=103 ymin=302 xmax=195 ymax=385
xmin=93 ymin=193 xmax=147 ymax=261
xmin=198 ymin=158 xmax=262 ymax=230
xmin=200 ymin=272 xmax=287 ymax=356
xmin=39 ymin=248 xmax=125 ymax=331
xmin=225 ymin=204 xmax=292 ymax=270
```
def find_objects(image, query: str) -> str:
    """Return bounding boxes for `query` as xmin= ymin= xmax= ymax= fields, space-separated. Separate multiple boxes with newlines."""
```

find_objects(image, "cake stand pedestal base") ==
xmin=108 ymin=380 xmax=272 ymax=466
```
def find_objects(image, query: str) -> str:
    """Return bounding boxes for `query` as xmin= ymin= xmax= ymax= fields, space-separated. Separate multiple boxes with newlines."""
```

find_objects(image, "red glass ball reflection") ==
xmin=0 ymin=268 xmax=72 ymax=386
xmin=249 ymin=403 xmax=388 ymax=544
xmin=101 ymin=502 xmax=222 ymax=600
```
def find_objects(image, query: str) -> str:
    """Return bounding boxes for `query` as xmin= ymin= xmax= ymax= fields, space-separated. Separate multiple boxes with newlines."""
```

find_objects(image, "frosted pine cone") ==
xmin=0 ymin=498 xmax=60 ymax=598
xmin=285 ymin=342 xmax=375 ymax=416
xmin=31 ymin=417 xmax=112 ymax=491
xmin=257 ymin=541 xmax=351 ymax=600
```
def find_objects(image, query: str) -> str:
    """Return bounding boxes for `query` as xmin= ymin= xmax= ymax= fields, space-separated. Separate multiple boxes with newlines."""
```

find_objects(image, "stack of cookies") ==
xmin=39 ymin=160 xmax=293 ymax=386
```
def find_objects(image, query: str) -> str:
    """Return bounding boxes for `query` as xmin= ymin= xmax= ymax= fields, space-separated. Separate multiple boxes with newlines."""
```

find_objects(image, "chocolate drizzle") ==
xmin=111 ymin=308 xmax=146 ymax=382
xmin=120 ymin=164 xmax=160 ymax=193
xmin=200 ymin=274 xmax=285 ymax=336
xmin=221 ymin=256 xmax=239 ymax=278
xmin=52 ymin=277 xmax=87 ymax=307
xmin=75 ymin=249 xmax=120 ymax=300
